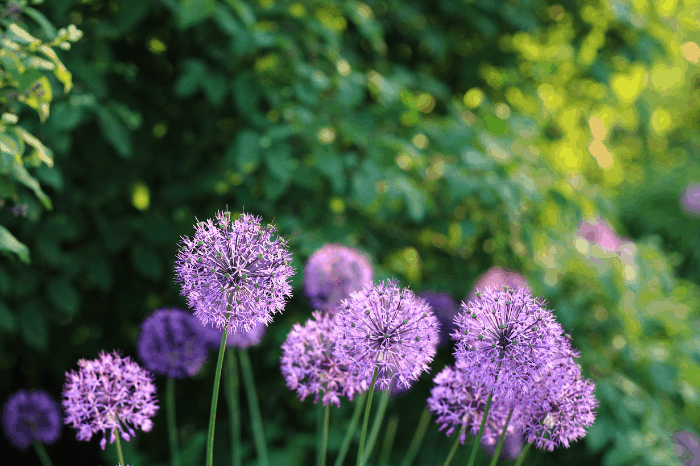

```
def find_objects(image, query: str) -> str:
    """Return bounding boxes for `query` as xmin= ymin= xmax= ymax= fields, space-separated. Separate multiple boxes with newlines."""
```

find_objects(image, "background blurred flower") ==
xmin=671 ymin=429 xmax=700 ymax=466
xmin=465 ymin=267 xmax=529 ymax=304
xmin=681 ymin=183 xmax=700 ymax=217
xmin=280 ymin=311 xmax=367 ymax=408
xmin=577 ymin=217 xmax=623 ymax=253
xmin=332 ymin=279 xmax=439 ymax=391
xmin=419 ymin=290 xmax=459 ymax=349
xmin=303 ymin=243 xmax=373 ymax=314
xmin=62 ymin=350 xmax=159 ymax=450
xmin=136 ymin=307 xmax=209 ymax=378
xmin=200 ymin=317 xmax=266 ymax=350
xmin=2 ymin=389 xmax=61 ymax=450
xmin=175 ymin=209 xmax=294 ymax=334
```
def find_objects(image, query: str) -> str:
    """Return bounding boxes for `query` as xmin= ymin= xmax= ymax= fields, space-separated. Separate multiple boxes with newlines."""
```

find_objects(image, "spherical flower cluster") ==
xmin=332 ymin=279 xmax=439 ymax=391
xmin=2 ymin=389 xmax=61 ymax=450
xmin=303 ymin=244 xmax=373 ymax=313
xmin=452 ymin=285 xmax=565 ymax=401
xmin=174 ymin=209 xmax=294 ymax=334
xmin=681 ymin=183 xmax=700 ymax=217
xmin=136 ymin=307 xmax=209 ymax=379
xmin=62 ymin=350 xmax=159 ymax=450
xmin=200 ymin=318 xmax=266 ymax=350
xmin=419 ymin=290 xmax=459 ymax=349
xmin=280 ymin=311 xmax=367 ymax=408
xmin=426 ymin=364 xmax=517 ymax=446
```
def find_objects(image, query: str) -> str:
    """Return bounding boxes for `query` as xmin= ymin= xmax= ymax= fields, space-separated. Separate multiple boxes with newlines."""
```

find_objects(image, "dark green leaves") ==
xmin=226 ymin=130 xmax=261 ymax=174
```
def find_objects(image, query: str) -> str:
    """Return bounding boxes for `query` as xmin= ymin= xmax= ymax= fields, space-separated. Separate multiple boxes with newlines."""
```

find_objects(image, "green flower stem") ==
xmin=224 ymin=347 xmax=241 ymax=466
xmin=357 ymin=367 xmax=379 ymax=466
xmin=206 ymin=320 xmax=230 ymax=466
xmin=398 ymin=407 xmax=431 ymax=466
xmin=32 ymin=440 xmax=53 ymax=466
xmin=361 ymin=389 xmax=390 ymax=464
xmin=238 ymin=348 xmax=269 ymax=466
xmin=512 ymin=442 xmax=531 ymax=466
xmin=321 ymin=402 xmax=331 ymax=466
xmin=377 ymin=414 xmax=399 ymax=466
xmin=465 ymin=390 xmax=494 ymax=466
xmin=442 ymin=423 xmax=467 ymax=466
xmin=317 ymin=403 xmax=324 ymax=466
xmin=166 ymin=377 xmax=182 ymax=466
xmin=333 ymin=391 xmax=367 ymax=466
xmin=488 ymin=407 xmax=514 ymax=466
xmin=114 ymin=428 xmax=126 ymax=466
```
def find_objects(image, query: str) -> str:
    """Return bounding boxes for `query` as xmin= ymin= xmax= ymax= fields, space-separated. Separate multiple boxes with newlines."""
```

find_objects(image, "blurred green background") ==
xmin=1 ymin=0 xmax=699 ymax=465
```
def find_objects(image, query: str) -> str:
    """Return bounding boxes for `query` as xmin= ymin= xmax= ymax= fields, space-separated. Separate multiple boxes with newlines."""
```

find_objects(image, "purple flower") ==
xmin=136 ymin=307 xmax=209 ymax=378
xmin=576 ymin=217 xmax=622 ymax=253
xmin=481 ymin=429 xmax=524 ymax=461
xmin=174 ymin=208 xmax=294 ymax=334
xmin=303 ymin=243 xmax=373 ymax=313
xmin=426 ymin=364 xmax=517 ymax=446
xmin=62 ymin=350 xmax=159 ymax=450
xmin=672 ymin=429 xmax=700 ymax=466
xmin=2 ymin=389 xmax=61 ymax=450
xmin=331 ymin=279 xmax=440 ymax=391
xmin=452 ymin=285 xmax=565 ymax=401
xmin=681 ymin=183 xmax=700 ymax=217
xmin=280 ymin=311 xmax=368 ymax=408
xmin=465 ymin=267 xmax=529 ymax=304
xmin=9 ymin=203 xmax=27 ymax=217
xmin=419 ymin=290 xmax=459 ymax=349
xmin=200 ymin=318 xmax=266 ymax=350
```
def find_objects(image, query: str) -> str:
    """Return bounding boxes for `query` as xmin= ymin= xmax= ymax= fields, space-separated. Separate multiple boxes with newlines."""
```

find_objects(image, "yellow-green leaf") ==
xmin=37 ymin=45 xmax=72 ymax=93
xmin=0 ymin=224 xmax=30 ymax=264
xmin=14 ymin=126 xmax=53 ymax=167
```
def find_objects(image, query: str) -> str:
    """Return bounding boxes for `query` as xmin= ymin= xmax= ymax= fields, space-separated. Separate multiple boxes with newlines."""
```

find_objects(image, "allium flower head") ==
xmin=331 ymin=279 xmax=439 ymax=391
xmin=280 ymin=311 xmax=368 ymax=408
xmin=427 ymin=364 xmax=517 ymax=446
xmin=136 ymin=307 xmax=209 ymax=379
xmin=681 ymin=183 xmax=700 ymax=217
xmin=2 ymin=389 xmax=61 ymax=450
xmin=174 ymin=208 xmax=294 ymax=334
xmin=303 ymin=244 xmax=373 ymax=313
xmin=452 ymin=285 xmax=565 ymax=401
xmin=62 ymin=350 xmax=159 ymax=450
xmin=200 ymin=318 xmax=266 ymax=350
xmin=419 ymin=290 xmax=459 ymax=349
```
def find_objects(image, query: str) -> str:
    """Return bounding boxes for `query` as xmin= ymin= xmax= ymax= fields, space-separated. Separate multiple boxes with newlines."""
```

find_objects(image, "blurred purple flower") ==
xmin=62 ymin=350 xmax=159 ymax=450
xmin=2 ymin=389 xmax=61 ymax=451
xmin=426 ymin=364 xmax=517 ymax=446
xmin=576 ymin=217 xmax=622 ymax=253
xmin=465 ymin=267 xmax=529 ymax=304
xmin=481 ymin=429 xmax=524 ymax=461
xmin=681 ymin=183 xmax=700 ymax=217
xmin=200 ymin=317 xmax=266 ymax=350
xmin=419 ymin=290 xmax=459 ymax=349
xmin=672 ymin=429 xmax=700 ymax=466
xmin=280 ymin=311 xmax=367 ymax=408
xmin=136 ymin=307 xmax=209 ymax=378
xmin=9 ymin=203 xmax=27 ymax=217
xmin=174 ymin=208 xmax=294 ymax=334
xmin=303 ymin=243 xmax=373 ymax=313
xmin=331 ymin=279 xmax=439 ymax=391
xmin=452 ymin=285 xmax=565 ymax=402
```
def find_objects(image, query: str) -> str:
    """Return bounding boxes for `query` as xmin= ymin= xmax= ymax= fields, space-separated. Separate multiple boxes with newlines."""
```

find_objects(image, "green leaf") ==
xmin=23 ymin=7 xmax=58 ymax=40
xmin=225 ymin=130 xmax=260 ymax=174
xmin=19 ymin=299 xmax=48 ymax=351
xmin=174 ymin=59 xmax=206 ymax=97
xmin=460 ymin=148 xmax=494 ymax=170
xmin=352 ymin=159 xmax=381 ymax=207
xmin=84 ymin=253 xmax=112 ymax=292
xmin=232 ymin=73 xmax=260 ymax=114
xmin=178 ymin=0 xmax=216 ymax=30
xmin=0 ymin=175 xmax=17 ymax=198
xmin=264 ymin=173 xmax=291 ymax=202
xmin=181 ymin=431 xmax=207 ymax=465
xmin=130 ymin=242 xmax=163 ymax=281
xmin=46 ymin=277 xmax=80 ymax=321
xmin=0 ymin=224 xmax=30 ymax=264
xmin=9 ymin=157 xmax=53 ymax=209
xmin=94 ymin=106 xmax=132 ymax=158
xmin=393 ymin=175 xmax=425 ymax=222
xmin=116 ymin=0 xmax=151 ymax=33
xmin=0 ymin=299 xmax=16 ymax=332
xmin=313 ymin=148 xmax=346 ymax=194
xmin=484 ymin=114 xmax=508 ymax=135
xmin=264 ymin=143 xmax=297 ymax=183
xmin=48 ymin=102 xmax=84 ymax=132
xmin=443 ymin=168 xmax=479 ymax=201
xmin=203 ymin=71 xmax=227 ymax=106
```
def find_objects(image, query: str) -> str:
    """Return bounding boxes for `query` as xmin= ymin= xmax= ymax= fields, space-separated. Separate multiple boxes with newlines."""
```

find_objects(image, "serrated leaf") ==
xmin=225 ymin=130 xmax=260 ymax=174
xmin=9 ymin=160 xmax=52 ymax=209
xmin=94 ymin=106 xmax=132 ymax=158
xmin=46 ymin=277 xmax=80 ymax=320
xmin=0 ymin=300 xmax=16 ymax=332
xmin=19 ymin=300 xmax=48 ymax=351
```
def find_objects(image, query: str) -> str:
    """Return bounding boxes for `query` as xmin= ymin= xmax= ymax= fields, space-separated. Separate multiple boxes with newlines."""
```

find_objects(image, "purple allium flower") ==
xmin=426 ymin=364 xmax=517 ymax=446
xmin=331 ymin=278 xmax=440 ymax=391
xmin=466 ymin=267 xmax=529 ymax=304
xmin=2 ymin=389 xmax=61 ymax=450
xmin=174 ymin=208 xmax=294 ymax=334
xmin=481 ymin=429 xmax=524 ymax=461
xmin=672 ymin=429 xmax=700 ymax=466
xmin=280 ymin=311 xmax=368 ymax=408
xmin=136 ymin=307 xmax=209 ymax=379
xmin=452 ymin=285 xmax=565 ymax=401
xmin=576 ymin=217 xmax=622 ymax=253
xmin=303 ymin=243 xmax=373 ymax=313
xmin=9 ymin=203 xmax=28 ymax=217
xmin=200 ymin=318 xmax=266 ymax=350
xmin=62 ymin=350 xmax=159 ymax=450
xmin=419 ymin=290 xmax=459 ymax=349
xmin=681 ymin=183 xmax=700 ymax=217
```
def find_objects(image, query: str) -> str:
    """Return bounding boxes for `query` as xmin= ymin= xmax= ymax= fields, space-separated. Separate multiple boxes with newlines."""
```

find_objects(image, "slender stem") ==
xmin=398 ymin=407 xmax=431 ymax=466
xmin=333 ymin=391 xmax=368 ymax=466
xmin=32 ymin=440 xmax=54 ymax=466
xmin=488 ymin=408 xmax=513 ymax=466
xmin=442 ymin=423 xmax=467 ymax=466
xmin=317 ymin=403 xmax=324 ymax=466
xmin=512 ymin=442 xmax=531 ymax=466
xmin=361 ymin=389 xmax=390 ymax=464
xmin=167 ymin=377 xmax=182 ymax=466
xmin=321 ymin=402 xmax=331 ymax=466
xmin=206 ymin=319 xmax=230 ymax=466
xmin=238 ymin=348 xmax=269 ymax=466
xmin=224 ymin=347 xmax=241 ymax=466
xmin=357 ymin=367 xmax=379 ymax=466
xmin=466 ymin=390 xmax=494 ymax=466
xmin=377 ymin=414 xmax=399 ymax=466
xmin=115 ymin=430 xmax=126 ymax=466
